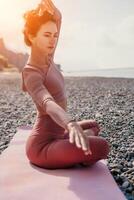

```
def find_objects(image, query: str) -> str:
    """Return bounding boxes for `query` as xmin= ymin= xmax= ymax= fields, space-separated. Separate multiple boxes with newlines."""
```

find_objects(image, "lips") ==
xmin=48 ymin=46 xmax=54 ymax=48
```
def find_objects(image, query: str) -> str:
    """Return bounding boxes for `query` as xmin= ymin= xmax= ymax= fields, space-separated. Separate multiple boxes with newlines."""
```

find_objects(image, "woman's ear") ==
xmin=28 ymin=34 xmax=35 ymax=44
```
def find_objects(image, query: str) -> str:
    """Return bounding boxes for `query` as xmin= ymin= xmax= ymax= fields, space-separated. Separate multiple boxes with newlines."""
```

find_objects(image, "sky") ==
xmin=0 ymin=0 xmax=134 ymax=71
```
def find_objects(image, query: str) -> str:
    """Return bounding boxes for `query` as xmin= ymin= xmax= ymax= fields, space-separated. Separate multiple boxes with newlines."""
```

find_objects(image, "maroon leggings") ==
xmin=25 ymin=115 xmax=110 ymax=169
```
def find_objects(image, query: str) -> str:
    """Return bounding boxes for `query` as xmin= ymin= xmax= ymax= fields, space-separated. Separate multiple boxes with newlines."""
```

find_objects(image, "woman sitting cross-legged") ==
xmin=22 ymin=0 xmax=110 ymax=169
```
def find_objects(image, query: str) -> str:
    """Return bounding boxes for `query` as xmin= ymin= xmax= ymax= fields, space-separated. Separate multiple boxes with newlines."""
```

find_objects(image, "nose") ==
xmin=49 ymin=37 xmax=57 ymax=45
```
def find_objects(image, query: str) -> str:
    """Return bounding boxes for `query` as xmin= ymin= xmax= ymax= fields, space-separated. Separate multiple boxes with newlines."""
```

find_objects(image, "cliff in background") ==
xmin=0 ymin=38 xmax=28 ymax=72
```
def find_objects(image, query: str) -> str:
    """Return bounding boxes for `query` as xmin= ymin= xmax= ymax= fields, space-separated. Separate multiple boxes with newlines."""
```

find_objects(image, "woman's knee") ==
xmin=99 ymin=137 xmax=110 ymax=159
xmin=89 ymin=136 xmax=110 ymax=159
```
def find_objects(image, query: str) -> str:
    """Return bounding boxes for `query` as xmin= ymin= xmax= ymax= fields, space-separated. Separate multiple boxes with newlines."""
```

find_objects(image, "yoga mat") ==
xmin=0 ymin=126 xmax=126 ymax=200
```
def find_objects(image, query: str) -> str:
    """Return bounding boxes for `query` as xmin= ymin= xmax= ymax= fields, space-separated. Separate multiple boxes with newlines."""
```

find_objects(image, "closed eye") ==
xmin=44 ymin=34 xmax=58 ymax=38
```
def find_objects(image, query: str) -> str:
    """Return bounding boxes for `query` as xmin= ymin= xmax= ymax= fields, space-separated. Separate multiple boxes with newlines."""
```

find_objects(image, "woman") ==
xmin=22 ymin=0 xmax=110 ymax=169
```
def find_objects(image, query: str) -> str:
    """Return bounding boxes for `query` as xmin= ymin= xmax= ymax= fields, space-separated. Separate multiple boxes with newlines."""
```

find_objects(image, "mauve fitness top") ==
xmin=21 ymin=14 xmax=72 ymax=131
xmin=21 ymin=60 xmax=72 ymax=131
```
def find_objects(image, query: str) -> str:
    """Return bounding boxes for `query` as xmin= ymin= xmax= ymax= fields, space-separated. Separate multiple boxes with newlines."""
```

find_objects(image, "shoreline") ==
xmin=0 ymin=71 xmax=134 ymax=80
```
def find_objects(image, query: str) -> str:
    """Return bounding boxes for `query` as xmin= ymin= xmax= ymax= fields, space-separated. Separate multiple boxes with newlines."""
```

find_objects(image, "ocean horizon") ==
xmin=62 ymin=67 xmax=134 ymax=79
xmin=0 ymin=67 xmax=134 ymax=79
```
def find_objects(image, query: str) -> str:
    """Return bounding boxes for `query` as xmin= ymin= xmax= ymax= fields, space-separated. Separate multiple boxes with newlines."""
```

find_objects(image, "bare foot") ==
xmin=83 ymin=129 xmax=97 ymax=137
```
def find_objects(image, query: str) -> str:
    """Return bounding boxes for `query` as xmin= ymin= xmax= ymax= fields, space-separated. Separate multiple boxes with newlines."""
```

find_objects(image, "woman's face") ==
xmin=29 ymin=21 xmax=58 ymax=55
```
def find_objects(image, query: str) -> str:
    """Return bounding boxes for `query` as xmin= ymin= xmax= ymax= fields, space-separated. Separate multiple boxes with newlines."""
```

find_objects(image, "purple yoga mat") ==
xmin=0 ymin=126 xmax=126 ymax=200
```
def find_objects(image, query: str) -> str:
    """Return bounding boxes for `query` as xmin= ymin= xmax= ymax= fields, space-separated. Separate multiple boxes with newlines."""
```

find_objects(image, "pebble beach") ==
xmin=0 ymin=72 xmax=134 ymax=200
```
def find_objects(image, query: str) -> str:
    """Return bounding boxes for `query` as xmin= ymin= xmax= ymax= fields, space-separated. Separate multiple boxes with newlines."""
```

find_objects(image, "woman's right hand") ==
xmin=38 ymin=0 xmax=55 ymax=16
xmin=38 ymin=0 xmax=61 ymax=19
xmin=67 ymin=121 xmax=92 ymax=155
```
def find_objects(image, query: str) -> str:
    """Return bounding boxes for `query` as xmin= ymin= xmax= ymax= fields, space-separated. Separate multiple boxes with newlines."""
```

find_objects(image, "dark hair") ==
xmin=23 ymin=9 xmax=57 ymax=47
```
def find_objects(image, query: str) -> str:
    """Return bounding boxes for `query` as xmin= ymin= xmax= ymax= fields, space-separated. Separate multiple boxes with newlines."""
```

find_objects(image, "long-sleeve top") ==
xmin=21 ymin=7 xmax=73 ymax=131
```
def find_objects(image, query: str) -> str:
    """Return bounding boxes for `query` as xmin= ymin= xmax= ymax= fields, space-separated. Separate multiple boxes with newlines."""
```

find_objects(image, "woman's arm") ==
xmin=51 ymin=11 xmax=62 ymax=60
xmin=22 ymin=68 xmax=72 ymax=130
xmin=37 ymin=0 xmax=62 ymax=60
xmin=48 ymin=0 xmax=62 ymax=60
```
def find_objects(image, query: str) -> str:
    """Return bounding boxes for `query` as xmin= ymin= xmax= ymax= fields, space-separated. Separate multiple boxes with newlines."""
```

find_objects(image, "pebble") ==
xmin=122 ymin=181 xmax=130 ymax=189
xmin=0 ymin=73 xmax=134 ymax=199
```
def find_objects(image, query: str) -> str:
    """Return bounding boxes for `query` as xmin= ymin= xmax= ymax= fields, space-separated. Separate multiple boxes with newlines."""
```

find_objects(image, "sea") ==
xmin=63 ymin=67 xmax=134 ymax=79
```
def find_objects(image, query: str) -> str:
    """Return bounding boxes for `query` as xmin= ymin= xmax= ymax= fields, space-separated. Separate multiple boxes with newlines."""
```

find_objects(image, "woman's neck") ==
xmin=27 ymin=47 xmax=51 ymax=69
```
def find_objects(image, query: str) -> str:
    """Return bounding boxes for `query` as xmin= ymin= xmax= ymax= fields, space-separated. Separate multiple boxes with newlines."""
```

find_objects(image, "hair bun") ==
xmin=23 ymin=9 xmax=39 ymax=21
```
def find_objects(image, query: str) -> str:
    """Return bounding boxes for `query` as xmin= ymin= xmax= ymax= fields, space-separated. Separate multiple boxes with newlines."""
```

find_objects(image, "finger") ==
xmin=84 ymin=137 xmax=92 ymax=155
xmin=79 ymin=131 xmax=92 ymax=153
xmin=79 ymin=134 xmax=88 ymax=151
xmin=77 ymin=127 xmax=87 ymax=150
xmin=38 ymin=2 xmax=47 ymax=15
xmin=69 ymin=128 xmax=75 ymax=144
xmin=47 ymin=0 xmax=55 ymax=9
xmin=46 ymin=1 xmax=54 ymax=14
xmin=74 ymin=131 xmax=82 ymax=149
xmin=40 ymin=1 xmax=53 ymax=15
xmin=46 ymin=1 xmax=52 ymax=10
xmin=85 ymin=150 xmax=92 ymax=155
